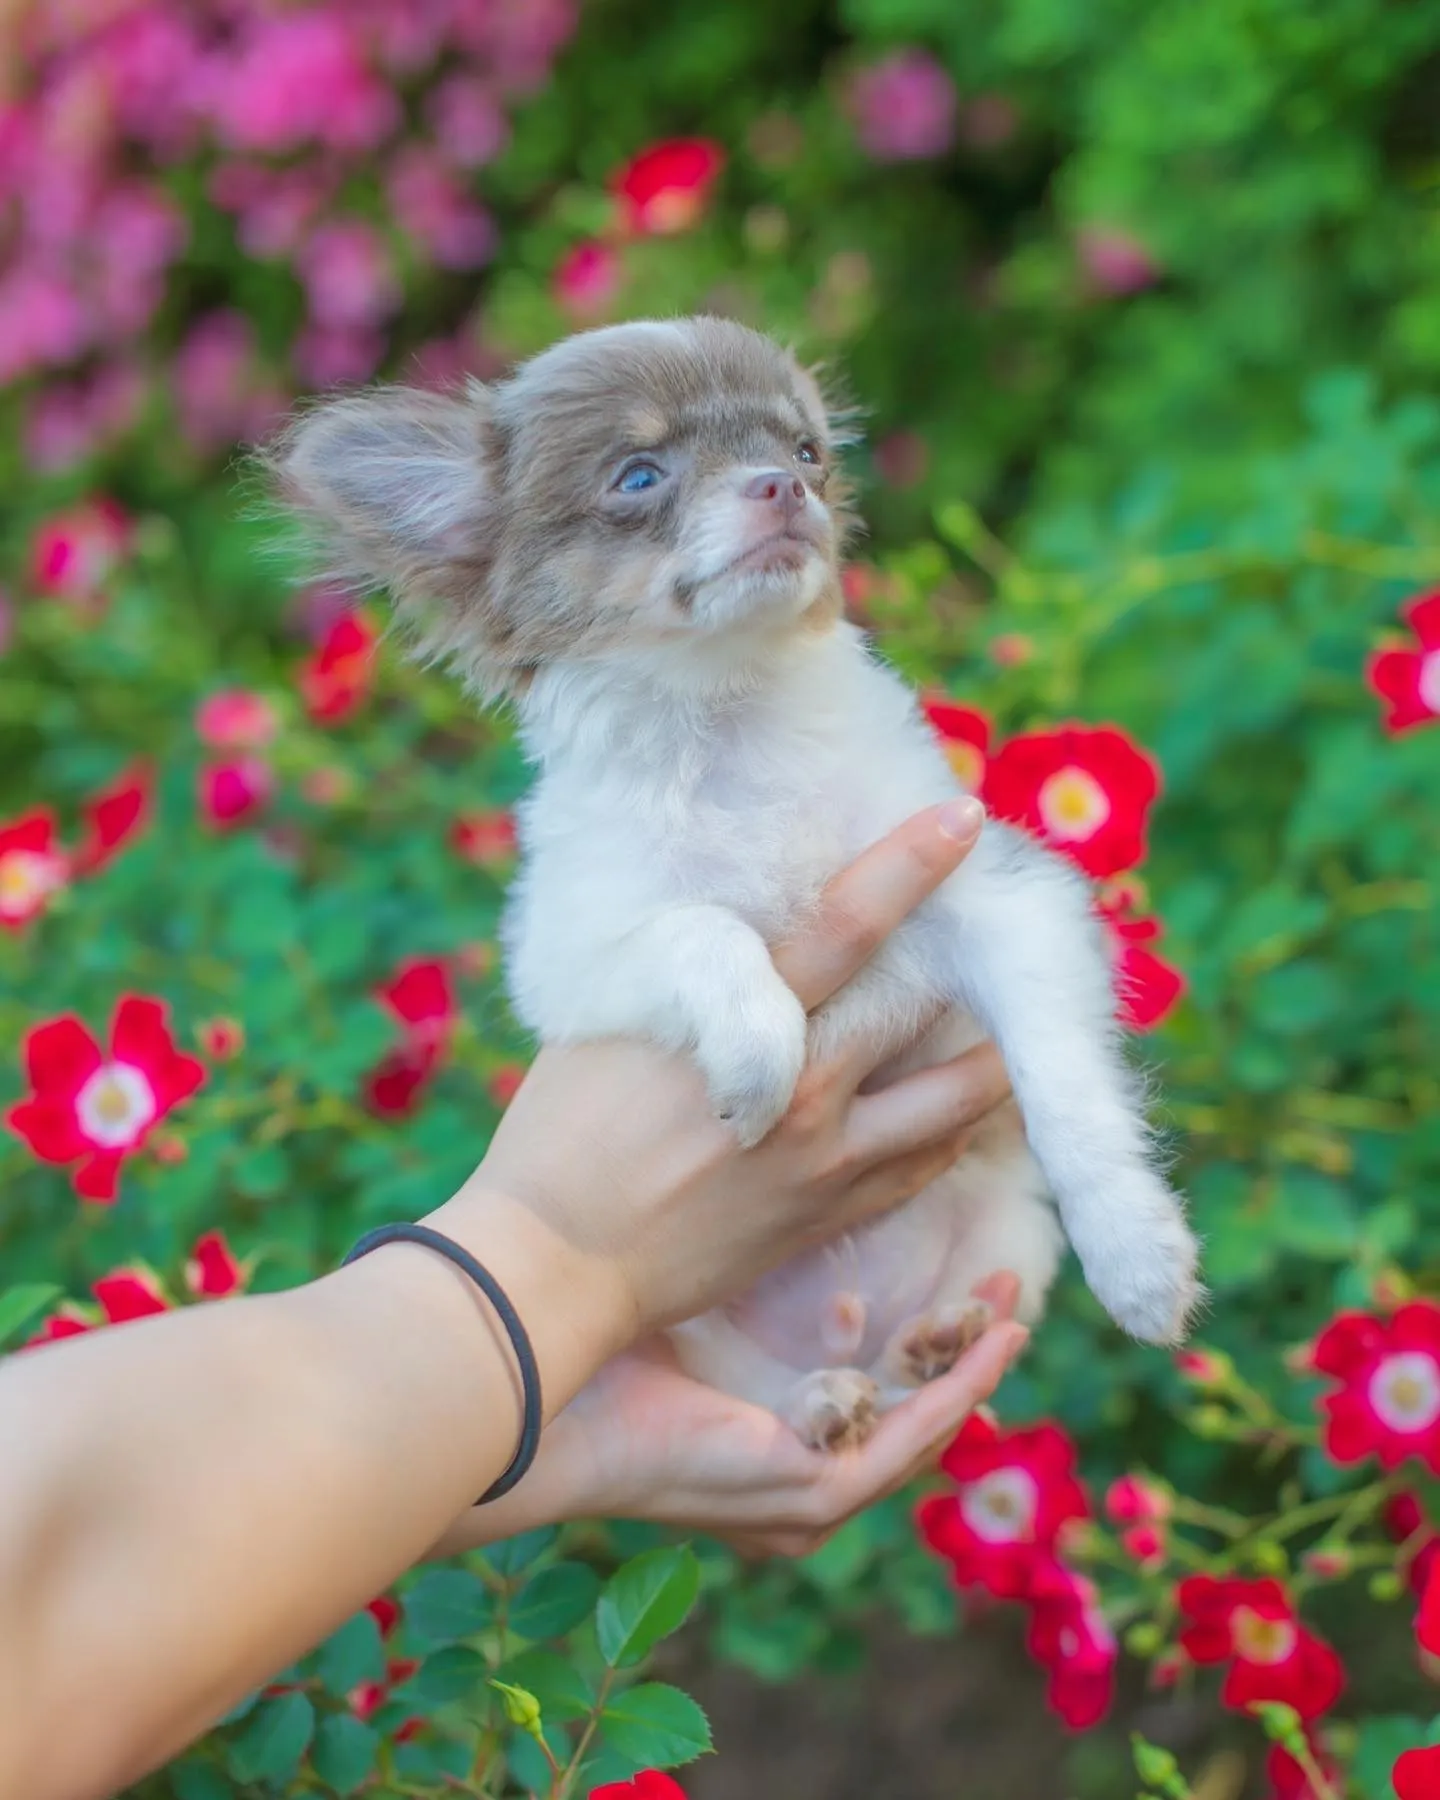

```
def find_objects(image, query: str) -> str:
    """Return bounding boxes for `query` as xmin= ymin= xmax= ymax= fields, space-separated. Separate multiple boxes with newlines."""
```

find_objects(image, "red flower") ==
xmin=451 ymin=809 xmax=518 ymax=867
xmin=7 ymin=995 xmax=207 ymax=1201
xmin=1097 ymin=879 xmax=1186 ymax=1031
xmin=918 ymin=1414 xmax=1090 ymax=1599
xmin=1176 ymin=1576 xmax=1343 ymax=1722
xmin=590 ymin=1776 xmax=688 ymax=1800
xmin=364 ymin=958 xmax=458 ymax=1119
xmin=1384 ymin=1491 xmax=1440 ymax=1598
xmin=488 ymin=1063 xmax=525 ymax=1107
xmin=73 ymin=763 xmax=152 ymax=874
xmin=366 ymin=1595 xmax=402 ymax=1639
xmin=197 ymin=1018 xmax=244 ymax=1061
xmin=299 ymin=612 xmax=378 ymax=723
xmin=196 ymin=688 xmax=279 ymax=750
xmin=1104 ymin=1473 xmax=1170 ymax=1525
xmin=612 ymin=139 xmax=723 ymax=236
xmin=1309 ymin=1302 xmax=1440 ymax=1474
xmin=555 ymin=241 xmax=622 ymax=318
xmin=186 ymin=1230 xmax=245 ymax=1299
xmin=0 ymin=807 xmax=67 ymax=929
xmin=1024 ymin=1563 xmax=1117 ymax=1730
xmin=1395 ymin=1746 xmax=1440 ymax=1800
xmin=982 ymin=724 xmax=1160 ymax=878
xmin=25 ymin=1265 xmax=169 ymax=1347
xmin=922 ymin=698 xmax=991 ymax=794
xmin=1366 ymin=591 xmax=1440 ymax=735
xmin=350 ymin=1655 xmax=422 ymax=1739
xmin=199 ymin=757 xmax=274 ymax=828
xmin=30 ymin=498 xmax=129 ymax=602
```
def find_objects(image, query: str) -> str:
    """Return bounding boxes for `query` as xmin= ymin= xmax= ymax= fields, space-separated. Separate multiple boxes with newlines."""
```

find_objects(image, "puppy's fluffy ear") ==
xmin=265 ymin=382 xmax=502 ymax=675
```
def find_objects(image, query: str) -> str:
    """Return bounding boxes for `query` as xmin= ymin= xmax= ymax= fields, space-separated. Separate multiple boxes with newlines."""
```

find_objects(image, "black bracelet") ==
xmin=342 ymin=1221 xmax=542 ymax=1505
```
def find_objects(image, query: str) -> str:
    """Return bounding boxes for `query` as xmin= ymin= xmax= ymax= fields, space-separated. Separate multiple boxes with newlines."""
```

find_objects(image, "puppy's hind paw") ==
xmin=881 ymin=1300 xmax=995 ymax=1388
xmin=786 ymin=1369 xmax=880 ymax=1453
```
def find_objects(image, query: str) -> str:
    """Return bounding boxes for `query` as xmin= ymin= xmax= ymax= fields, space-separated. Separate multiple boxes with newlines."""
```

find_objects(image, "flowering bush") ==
xmin=5 ymin=0 xmax=1440 ymax=1794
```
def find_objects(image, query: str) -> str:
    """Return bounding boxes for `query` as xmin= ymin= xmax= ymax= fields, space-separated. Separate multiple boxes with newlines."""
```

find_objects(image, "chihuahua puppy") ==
xmin=270 ymin=316 xmax=1202 ymax=1450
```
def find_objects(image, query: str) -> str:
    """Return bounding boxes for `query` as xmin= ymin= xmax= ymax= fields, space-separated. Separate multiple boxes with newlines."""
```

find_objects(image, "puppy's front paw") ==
xmin=696 ymin=984 xmax=808 ymax=1148
xmin=786 ymin=1368 xmax=880 ymax=1452
xmin=881 ymin=1300 xmax=995 ymax=1388
xmin=1084 ymin=1179 xmax=1204 ymax=1346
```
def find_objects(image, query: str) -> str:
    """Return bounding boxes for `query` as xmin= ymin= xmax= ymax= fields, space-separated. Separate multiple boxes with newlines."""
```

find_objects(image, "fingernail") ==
xmin=938 ymin=796 xmax=985 ymax=841
xmin=1002 ymin=1324 xmax=1030 ymax=1363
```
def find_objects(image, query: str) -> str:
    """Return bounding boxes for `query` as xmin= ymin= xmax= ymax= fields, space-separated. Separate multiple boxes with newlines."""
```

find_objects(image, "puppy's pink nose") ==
xmin=744 ymin=469 xmax=807 ymax=520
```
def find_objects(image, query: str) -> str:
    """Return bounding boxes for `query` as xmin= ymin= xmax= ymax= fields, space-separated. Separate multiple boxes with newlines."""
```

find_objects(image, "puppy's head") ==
xmin=266 ymin=316 xmax=856 ymax=699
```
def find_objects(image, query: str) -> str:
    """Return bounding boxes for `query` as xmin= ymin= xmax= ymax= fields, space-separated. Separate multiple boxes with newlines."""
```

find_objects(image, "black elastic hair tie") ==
xmin=342 ymin=1221 xmax=542 ymax=1504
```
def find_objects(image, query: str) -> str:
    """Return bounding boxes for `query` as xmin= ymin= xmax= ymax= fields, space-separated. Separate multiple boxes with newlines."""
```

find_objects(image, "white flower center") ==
xmin=1038 ymin=767 xmax=1111 ymax=842
xmin=75 ymin=1061 xmax=157 ymax=1148
xmin=959 ymin=1467 xmax=1039 ymax=1543
xmin=0 ymin=850 xmax=62 ymax=919
xmin=1418 ymin=650 xmax=1440 ymax=715
xmin=1369 ymin=1351 xmax=1440 ymax=1433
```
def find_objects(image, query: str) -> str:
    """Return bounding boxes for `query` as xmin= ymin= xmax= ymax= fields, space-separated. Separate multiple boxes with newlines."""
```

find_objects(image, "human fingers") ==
xmin=833 ymin=1043 xmax=1011 ymax=1211
xmin=770 ymin=800 xmax=985 ymax=1013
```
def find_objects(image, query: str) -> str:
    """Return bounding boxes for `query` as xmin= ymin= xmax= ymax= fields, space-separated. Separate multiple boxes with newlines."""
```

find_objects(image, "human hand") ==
xmin=436 ymin=797 xmax=1010 ymax=1347
xmin=430 ymin=1273 xmax=1027 ymax=1559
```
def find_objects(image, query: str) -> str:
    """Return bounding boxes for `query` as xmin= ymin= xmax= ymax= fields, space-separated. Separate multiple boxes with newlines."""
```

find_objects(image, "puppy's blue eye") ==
xmin=615 ymin=460 xmax=664 ymax=494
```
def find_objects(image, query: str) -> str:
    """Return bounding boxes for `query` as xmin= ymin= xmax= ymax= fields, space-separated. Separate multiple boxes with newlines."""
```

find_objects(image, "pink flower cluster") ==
xmin=1 ymin=0 xmax=577 ymax=467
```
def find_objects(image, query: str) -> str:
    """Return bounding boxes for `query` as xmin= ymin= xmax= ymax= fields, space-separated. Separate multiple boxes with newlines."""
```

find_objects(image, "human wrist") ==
xmin=420 ymin=1171 xmax=643 ymax=1417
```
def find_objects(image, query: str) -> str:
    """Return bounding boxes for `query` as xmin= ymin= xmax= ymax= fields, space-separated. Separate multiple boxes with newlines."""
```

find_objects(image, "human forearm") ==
xmin=0 ymin=1183 xmax=629 ymax=1800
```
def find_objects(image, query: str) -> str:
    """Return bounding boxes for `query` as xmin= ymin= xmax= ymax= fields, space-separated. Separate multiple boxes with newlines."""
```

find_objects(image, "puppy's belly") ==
xmin=722 ymin=1184 xmax=965 ymax=1370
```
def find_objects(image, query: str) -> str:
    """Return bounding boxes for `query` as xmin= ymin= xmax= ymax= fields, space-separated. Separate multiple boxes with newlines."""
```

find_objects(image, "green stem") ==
xmin=554 ymin=1666 xmax=617 ymax=1800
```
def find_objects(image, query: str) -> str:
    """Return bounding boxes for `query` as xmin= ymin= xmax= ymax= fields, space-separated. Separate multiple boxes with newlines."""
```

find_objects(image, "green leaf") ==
xmin=509 ymin=1562 xmax=601 ymax=1641
xmin=226 ymin=1691 xmax=315 ymax=1785
xmin=496 ymin=1649 xmax=595 ymax=1722
xmin=595 ymin=1547 xmax=700 ymax=1668
xmin=599 ymin=1682 xmax=712 ymax=1768
xmin=1271 ymin=1173 xmax=1360 ymax=1259
xmin=481 ymin=1526 xmax=558 ymax=1578
xmin=316 ymin=1611 xmax=386 ymax=1697
xmin=0 ymin=1285 xmax=61 ymax=1347
xmin=405 ymin=1645 xmax=489 ymax=1706
xmin=392 ymin=1735 xmax=474 ymax=1787
xmin=310 ymin=1715 xmax=380 ymax=1796
xmin=403 ymin=1568 xmax=494 ymax=1646
xmin=1351 ymin=1715 xmax=1429 ymax=1798
xmin=168 ymin=1759 xmax=232 ymax=1800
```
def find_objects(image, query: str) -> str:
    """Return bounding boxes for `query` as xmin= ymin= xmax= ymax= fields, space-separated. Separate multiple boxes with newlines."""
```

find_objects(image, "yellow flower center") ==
xmin=943 ymin=742 xmax=985 ymax=793
xmin=0 ymin=850 xmax=60 ymax=918
xmin=1230 ymin=1607 xmax=1296 ymax=1666
xmin=1038 ymin=766 xmax=1111 ymax=842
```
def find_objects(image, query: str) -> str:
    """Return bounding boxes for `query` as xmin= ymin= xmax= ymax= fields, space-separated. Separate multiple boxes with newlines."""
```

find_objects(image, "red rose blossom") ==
xmin=1176 ymin=1576 xmax=1343 ymax=1722
xmin=982 ymin=724 xmax=1160 ymax=878
xmin=1097 ymin=879 xmax=1186 ymax=1031
xmin=590 ymin=1775 xmax=688 ymax=1800
xmin=199 ymin=757 xmax=274 ymax=828
xmin=555 ymin=241 xmax=622 ymax=318
xmin=922 ymin=698 xmax=991 ymax=794
xmin=1309 ymin=1301 xmax=1440 ymax=1474
xmin=1104 ymin=1472 xmax=1171 ymax=1525
xmin=73 ymin=762 xmax=153 ymax=874
xmin=364 ymin=957 xmax=457 ymax=1118
xmin=1395 ymin=1746 xmax=1440 ymax=1800
xmin=1366 ymin=590 xmax=1440 ymax=735
xmin=0 ymin=807 xmax=67 ymax=928
xmin=300 ymin=611 xmax=378 ymax=723
xmin=185 ymin=1230 xmax=245 ymax=1299
xmin=451 ymin=809 xmax=518 ymax=866
xmin=30 ymin=497 xmax=130 ymax=602
xmin=366 ymin=1595 xmax=402 ymax=1639
xmin=1266 ymin=1737 xmax=1340 ymax=1800
xmin=918 ymin=1414 xmax=1090 ymax=1599
xmin=196 ymin=687 xmax=279 ymax=750
xmin=25 ymin=1265 xmax=168 ymax=1346
xmin=612 ymin=139 xmax=723 ymax=236
xmin=1384 ymin=1491 xmax=1440 ymax=1598
xmin=7 ymin=995 xmax=207 ymax=1201
xmin=1024 ymin=1562 xmax=1117 ymax=1729
xmin=197 ymin=1017 xmax=244 ymax=1061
